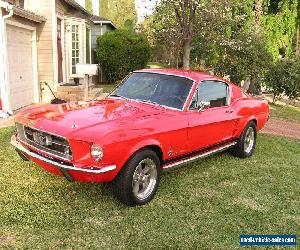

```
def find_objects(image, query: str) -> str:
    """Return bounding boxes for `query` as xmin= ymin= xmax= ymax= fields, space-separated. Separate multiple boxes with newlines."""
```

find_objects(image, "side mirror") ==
xmin=197 ymin=101 xmax=210 ymax=112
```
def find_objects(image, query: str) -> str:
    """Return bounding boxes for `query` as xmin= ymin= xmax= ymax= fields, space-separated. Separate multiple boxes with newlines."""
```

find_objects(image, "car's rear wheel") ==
xmin=231 ymin=121 xmax=257 ymax=158
xmin=113 ymin=149 xmax=161 ymax=206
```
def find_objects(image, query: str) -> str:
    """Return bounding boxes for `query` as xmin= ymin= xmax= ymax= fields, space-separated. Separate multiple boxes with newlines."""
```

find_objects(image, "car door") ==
xmin=188 ymin=80 xmax=237 ymax=152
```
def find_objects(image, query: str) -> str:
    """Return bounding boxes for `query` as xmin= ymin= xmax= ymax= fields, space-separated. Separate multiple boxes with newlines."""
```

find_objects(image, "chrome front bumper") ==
xmin=10 ymin=135 xmax=117 ymax=174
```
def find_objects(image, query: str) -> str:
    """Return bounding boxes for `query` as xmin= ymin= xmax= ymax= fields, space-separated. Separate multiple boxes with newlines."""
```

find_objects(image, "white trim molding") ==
xmin=57 ymin=14 xmax=66 ymax=83
xmin=51 ymin=0 xmax=58 ymax=90
xmin=67 ymin=18 xmax=92 ymax=79
xmin=0 ymin=2 xmax=13 ymax=113
xmin=93 ymin=20 xmax=117 ymax=29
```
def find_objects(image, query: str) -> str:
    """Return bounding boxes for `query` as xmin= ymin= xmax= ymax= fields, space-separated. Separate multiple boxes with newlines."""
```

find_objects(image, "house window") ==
xmin=86 ymin=27 xmax=91 ymax=64
xmin=71 ymin=24 xmax=79 ymax=74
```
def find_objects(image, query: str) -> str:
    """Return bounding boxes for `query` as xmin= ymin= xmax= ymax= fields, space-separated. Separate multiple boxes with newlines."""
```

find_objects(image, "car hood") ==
xmin=15 ymin=98 xmax=164 ymax=139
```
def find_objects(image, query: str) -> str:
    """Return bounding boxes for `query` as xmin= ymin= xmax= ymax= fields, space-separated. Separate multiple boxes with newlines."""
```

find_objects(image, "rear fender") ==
xmin=234 ymin=115 xmax=257 ymax=138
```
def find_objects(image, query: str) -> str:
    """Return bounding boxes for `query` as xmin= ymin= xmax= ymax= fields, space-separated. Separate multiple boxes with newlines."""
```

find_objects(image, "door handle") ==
xmin=226 ymin=109 xmax=234 ymax=114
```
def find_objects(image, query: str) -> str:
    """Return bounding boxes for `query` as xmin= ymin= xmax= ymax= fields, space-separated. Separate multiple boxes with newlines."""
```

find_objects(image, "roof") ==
xmin=0 ymin=1 xmax=46 ymax=23
xmin=12 ymin=6 xmax=47 ymax=23
xmin=90 ymin=15 xmax=110 ymax=22
xmin=136 ymin=68 xmax=224 ymax=83
xmin=90 ymin=15 xmax=117 ymax=29
xmin=61 ymin=0 xmax=91 ymax=16
xmin=60 ymin=1 xmax=116 ymax=28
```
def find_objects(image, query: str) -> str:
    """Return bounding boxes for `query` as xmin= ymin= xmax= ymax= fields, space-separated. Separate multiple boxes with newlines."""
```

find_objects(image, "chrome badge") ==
xmin=33 ymin=132 xmax=52 ymax=146
xmin=71 ymin=124 xmax=78 ymax=129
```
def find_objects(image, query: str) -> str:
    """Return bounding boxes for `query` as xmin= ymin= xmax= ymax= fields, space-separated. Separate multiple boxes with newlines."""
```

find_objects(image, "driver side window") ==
xmin=189 ymin=81 xmax=229 ymax=110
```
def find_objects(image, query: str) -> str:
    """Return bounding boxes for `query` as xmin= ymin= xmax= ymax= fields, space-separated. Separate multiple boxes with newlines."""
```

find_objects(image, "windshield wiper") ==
xmin=136 ymin=99 xmax=167 ymax=109
xmin=109 ymin=94 xmax=124 ymax=98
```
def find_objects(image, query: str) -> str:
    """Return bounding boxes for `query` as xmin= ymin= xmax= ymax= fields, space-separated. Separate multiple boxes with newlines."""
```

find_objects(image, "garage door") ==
xmin=7 ymin=24 xmax=35 ymax=111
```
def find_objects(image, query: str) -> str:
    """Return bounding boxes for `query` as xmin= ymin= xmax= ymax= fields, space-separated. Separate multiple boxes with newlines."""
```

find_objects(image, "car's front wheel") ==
xmin=113 ymin=149 xmax=161 ymax=206
xmin=231 ymin=121 xmax=257 ymax=158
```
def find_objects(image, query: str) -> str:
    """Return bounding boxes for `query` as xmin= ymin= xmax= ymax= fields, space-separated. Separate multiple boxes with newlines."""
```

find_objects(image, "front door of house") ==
xmin=57 ymin=18 xmax=63 ymax=83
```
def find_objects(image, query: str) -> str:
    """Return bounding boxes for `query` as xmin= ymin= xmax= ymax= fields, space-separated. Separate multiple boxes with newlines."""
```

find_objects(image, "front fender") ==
xmin=125 ymin=139 xmax=163 ymax=165
xmin=104 ymin=138 xmax=163 ymax=179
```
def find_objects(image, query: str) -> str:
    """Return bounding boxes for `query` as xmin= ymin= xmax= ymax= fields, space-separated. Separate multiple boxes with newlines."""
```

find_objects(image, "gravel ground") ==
xmin=262 ymin=118 xmax=300 ymax=140
xmin=0 ymin=117 xmax=14 ymax=129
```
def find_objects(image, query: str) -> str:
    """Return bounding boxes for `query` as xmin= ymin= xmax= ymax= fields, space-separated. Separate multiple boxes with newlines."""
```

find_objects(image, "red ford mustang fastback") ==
xmin=11 ymin=69 xmax=269 ymax=205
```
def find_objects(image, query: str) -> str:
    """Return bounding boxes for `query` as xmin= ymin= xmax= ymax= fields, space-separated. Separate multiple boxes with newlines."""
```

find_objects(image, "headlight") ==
xmin=91 ymin=144 xmax=103 ymax=162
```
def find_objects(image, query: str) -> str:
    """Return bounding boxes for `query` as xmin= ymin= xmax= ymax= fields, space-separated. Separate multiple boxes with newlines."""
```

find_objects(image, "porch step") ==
xmin=90 ymin=93 xmax=109 ymax=100
xmin=56 ymin=85 xmax=104 ymax=102
xmin=57 ymin=85 xmax=84 ymax=93
xmin=88 ymin=87 xmax=103 ymax=99
xmin=57 ymin=92 xmax=84 ymax=102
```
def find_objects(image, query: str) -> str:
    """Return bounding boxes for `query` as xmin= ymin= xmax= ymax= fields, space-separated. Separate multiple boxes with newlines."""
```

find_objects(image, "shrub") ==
xmin=266 ymin=55 xmax=300 ymax=102
xmin=96 ymin=30 xmax=151 ymax=83
xmin=192 ymin=33 xmax=273 ymax=85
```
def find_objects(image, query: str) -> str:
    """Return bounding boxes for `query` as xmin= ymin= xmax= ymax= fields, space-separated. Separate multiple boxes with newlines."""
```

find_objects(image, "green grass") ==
xmin=1 ymin=127 xmax=299 ymax=249
xmin=99 ymin=84 xmax=117 ymax=94
xmin=270 ymin=103 xmax=300 ymax=122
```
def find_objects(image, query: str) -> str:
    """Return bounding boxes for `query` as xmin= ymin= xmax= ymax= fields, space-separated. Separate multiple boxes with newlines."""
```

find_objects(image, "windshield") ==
xmin=111 ymin=72 xmax=194 ymax=110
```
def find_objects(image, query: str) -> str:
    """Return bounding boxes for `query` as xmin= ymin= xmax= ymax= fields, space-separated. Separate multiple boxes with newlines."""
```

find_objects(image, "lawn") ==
xmin=0 ymin=127 xmax=299 ymax=249
xmin=270 ymin=103 xmax=300 ymax=122
xmin=98 ymin=84 xmax=117 ymax=94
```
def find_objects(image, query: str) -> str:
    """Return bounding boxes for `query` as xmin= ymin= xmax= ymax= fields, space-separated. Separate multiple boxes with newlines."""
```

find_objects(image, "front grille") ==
xmin=16 ymin=123 xmax=72 ymax=160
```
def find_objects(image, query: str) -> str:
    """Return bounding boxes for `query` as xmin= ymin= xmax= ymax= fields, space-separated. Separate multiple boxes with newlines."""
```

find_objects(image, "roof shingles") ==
xmin=13 ymin=6 xmax=47 ymax=23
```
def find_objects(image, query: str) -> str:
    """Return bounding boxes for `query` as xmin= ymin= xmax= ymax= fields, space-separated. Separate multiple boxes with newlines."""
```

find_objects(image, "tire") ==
xmin=113 ymin=149 xmax=161 ymax=206
xmin=231 ymin=121 xmax=257 ymax=158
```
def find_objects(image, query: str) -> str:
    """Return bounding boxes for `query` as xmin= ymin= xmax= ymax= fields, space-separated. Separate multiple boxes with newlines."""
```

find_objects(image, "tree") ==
xmin=254 ymin=0 xmax=263 ymax=33
xmin=296 ymin=0 xmax=300 ymax=52
xmin=85 ymin=0 xmax=93 ymax=13
xmin=124 ymin=19 xmax=134 ymax=31
xmin=152 ymin=0 xmax=202 ymax=70
xmin=147 ymin=0 xmax=300 ymax=90
xmin=191 ymin=1 xmax=272 ymax=85
xmin=215 ymin=34 xmax=272 ymax=89
xmin=189 ymin=0 xmax=273 ymax=93
xmin=261 ymin=0 xmax=298 ymax=59
xmin=172 ymin=0 xmax=200 ymax=69
xmin=149 ymin=2 xmax=183 ymax=67
xmin=96 ymin=30 xmax=151 ymax=83
xmin=99 ymin=0 xmax=137 ymax=28
xmin=266 ymin=55 xmax=300 ymax=102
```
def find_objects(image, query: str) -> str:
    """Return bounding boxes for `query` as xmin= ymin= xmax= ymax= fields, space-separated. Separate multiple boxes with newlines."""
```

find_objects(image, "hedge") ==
xmin=96 ymin=30 xmax=151 ymax=83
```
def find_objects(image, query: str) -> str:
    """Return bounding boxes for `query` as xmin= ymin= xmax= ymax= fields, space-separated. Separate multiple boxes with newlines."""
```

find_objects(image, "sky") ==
xmin=135 ymin=0 xmax=159 ymax=23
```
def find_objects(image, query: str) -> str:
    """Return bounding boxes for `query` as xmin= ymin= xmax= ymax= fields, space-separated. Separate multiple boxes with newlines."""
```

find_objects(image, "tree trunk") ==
xmin=255 ymin=0 xmax=263 ymax=33
xmin=297 ymin=25 xmax=300 ymax=52
xmin=297 ymin=7 xmax=300 ymax=52
xmin=182 ymin=38 xmax=192 ymax=70
xmin=272 ymin=92 xmax=278 ymax=104
xmin=242 ymin=78 xmax=251 ymax=92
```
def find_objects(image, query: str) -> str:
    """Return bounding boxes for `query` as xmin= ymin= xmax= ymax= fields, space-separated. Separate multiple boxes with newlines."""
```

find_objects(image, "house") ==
xmin=90 ymin=14 xmax=116 ymax=64
xmin=0 ymin=0 xmax=116 ymax=114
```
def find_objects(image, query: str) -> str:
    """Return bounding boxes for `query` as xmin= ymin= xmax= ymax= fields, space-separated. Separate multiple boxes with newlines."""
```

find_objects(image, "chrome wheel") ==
xmin=132 ymin=158 xmax=157 ymax=200
xmin=244 ymin=127 xmax=255 ymax=154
